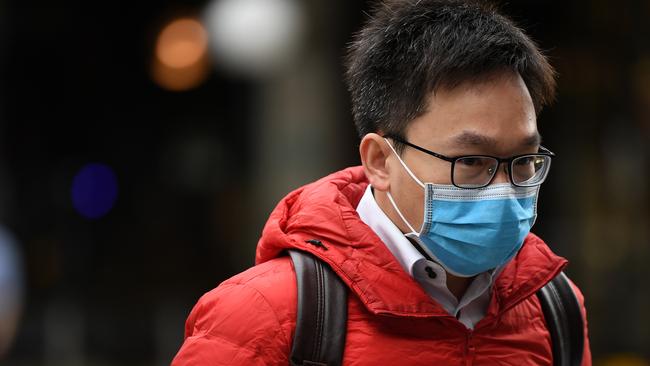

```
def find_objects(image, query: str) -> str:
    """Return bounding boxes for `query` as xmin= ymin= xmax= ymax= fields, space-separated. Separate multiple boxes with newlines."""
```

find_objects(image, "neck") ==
xmin=446 ymin=273 xmax=474 ymax=300
xmin=412 ymin=238 xmax=474 ymax=299
xmin=374 ymin=189 xmax=415 ymax=234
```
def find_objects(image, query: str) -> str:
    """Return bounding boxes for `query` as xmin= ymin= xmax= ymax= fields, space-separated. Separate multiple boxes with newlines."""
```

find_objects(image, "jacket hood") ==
xmin=256 ymin=166 xmax=567 ymax=318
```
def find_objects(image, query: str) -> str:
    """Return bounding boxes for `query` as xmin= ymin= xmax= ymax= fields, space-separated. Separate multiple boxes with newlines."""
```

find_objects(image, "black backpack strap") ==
xmin=537 ymin=271 xmax=585 ymax=366
xmin=288 ymin=249 xmax=348 ymax=366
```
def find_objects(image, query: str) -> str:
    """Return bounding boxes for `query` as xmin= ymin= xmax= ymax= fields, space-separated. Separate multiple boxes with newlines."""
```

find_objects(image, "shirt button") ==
xmin=425 ymin=266 xmax=437 ymax=279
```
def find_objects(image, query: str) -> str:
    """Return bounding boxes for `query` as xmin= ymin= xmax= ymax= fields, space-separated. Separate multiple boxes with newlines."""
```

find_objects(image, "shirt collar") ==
xmin=355 ymin=185 xmax=424 ymax=277
xmin=355 ymin=185 xmax=498 ymax=326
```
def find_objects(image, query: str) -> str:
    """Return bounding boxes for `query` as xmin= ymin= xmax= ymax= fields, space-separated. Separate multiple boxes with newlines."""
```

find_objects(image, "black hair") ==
xmin=345 ymin=0 xmax=556 ymax=151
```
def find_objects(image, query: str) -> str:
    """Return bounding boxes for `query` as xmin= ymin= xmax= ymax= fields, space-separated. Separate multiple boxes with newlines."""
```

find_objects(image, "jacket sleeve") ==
xmin=171 ymin=282 xmax=291 ymax=366
xmin=569 ymin=280 xmax=592 ymax=366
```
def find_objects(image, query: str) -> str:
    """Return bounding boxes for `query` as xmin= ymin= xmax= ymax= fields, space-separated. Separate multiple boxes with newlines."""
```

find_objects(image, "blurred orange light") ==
xmin=152 ymin=18 xmax=211 ymax=91
xmin=156 ymin=18 xmax=207 ymax=69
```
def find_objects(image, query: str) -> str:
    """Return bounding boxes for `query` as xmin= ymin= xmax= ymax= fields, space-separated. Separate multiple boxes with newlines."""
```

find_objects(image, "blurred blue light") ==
xmin=71 ymin=163 xmax=118 ymax=219
xmin=0 ymin=225 xmax=23 ymax=357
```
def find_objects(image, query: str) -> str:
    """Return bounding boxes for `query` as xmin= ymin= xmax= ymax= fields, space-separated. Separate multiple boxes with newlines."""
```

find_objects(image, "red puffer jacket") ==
xmin=172 ymin=166 xmax=592 ymax=365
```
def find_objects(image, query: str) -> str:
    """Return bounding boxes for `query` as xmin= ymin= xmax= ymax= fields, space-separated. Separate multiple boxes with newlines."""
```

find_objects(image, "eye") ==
xmin=457 ymin=157 xmax=482 ymax=166
xmin=514 ymin=156 xmax=534 ymax=166
xmin=454 ymin=157 xmax=495 ymax=175
xmin=453 ymin=157 xmax=498 ymax=186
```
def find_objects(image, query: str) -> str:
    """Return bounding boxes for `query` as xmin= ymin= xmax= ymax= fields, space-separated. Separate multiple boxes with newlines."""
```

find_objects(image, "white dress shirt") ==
xmin=356 ymin=185 xmax=497 ymax=329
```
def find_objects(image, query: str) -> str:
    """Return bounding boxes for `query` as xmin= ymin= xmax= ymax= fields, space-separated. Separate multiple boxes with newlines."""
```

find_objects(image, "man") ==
xmin=172 ymin=0 xmax=592 ymax=364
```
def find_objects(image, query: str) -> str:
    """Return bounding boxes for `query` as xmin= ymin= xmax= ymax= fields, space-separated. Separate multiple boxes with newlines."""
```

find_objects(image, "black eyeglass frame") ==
xmin=385 ymin=134 xmax=556 ymax=189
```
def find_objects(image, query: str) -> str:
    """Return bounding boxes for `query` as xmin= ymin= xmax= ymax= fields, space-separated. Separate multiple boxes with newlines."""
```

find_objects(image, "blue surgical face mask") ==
xmin=384 ymin=139 xmax=539 ymax=277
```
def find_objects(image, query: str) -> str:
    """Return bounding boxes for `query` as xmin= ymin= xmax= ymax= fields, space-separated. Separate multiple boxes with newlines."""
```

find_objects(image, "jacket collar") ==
xmin=256 ymin=166 xmax=567 ymax=318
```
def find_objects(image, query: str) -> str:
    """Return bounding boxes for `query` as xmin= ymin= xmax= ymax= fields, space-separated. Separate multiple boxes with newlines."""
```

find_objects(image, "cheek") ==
xmin=409 ymin=155 xmax=454 ymax=186
xmin=430 ymin=160 xmax=454 ymax=185
xmin=392 ymin=172 xmax=426 ymax=230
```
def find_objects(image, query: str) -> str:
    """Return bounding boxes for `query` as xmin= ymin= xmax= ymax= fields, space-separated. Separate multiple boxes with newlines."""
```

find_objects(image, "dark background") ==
xmin=1 ymin=0 xmax=649 ymax=365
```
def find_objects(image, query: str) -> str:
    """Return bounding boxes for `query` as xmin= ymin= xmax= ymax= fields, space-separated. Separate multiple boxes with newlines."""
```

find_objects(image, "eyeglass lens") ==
xmin=453 ymin=155 xmax=551 ymax=188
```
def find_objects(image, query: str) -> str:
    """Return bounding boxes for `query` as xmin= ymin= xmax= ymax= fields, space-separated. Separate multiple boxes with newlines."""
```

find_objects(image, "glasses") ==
xmin=386 ymin=135 xmax=555 ymax=189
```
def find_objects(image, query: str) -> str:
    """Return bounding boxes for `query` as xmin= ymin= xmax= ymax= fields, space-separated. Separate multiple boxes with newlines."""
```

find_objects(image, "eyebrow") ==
xmin=452 ymin=130 xmax=542 ymax=148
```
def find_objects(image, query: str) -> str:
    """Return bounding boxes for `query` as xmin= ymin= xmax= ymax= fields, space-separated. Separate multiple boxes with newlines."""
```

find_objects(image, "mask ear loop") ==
xmin=386 ymin=191 xmax=418 ymax=235
xmin=383 ymin=138 xmax=425 ymax=236
xmin=383 ymin=138 xmax=425 ymax=188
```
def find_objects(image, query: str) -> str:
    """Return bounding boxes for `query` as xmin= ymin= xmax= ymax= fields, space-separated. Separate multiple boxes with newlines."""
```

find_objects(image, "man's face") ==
xmin=385 ymin=72 xmax=539 ymax=233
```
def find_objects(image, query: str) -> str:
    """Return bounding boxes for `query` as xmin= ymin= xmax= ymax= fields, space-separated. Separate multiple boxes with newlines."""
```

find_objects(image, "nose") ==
xmin=491 ymin=163 xmax=510 ymax=185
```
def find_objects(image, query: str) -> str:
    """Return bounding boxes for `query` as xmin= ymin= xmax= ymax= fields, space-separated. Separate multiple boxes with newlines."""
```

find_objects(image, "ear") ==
xmin=359 ymin=133 xmax=392 ymax=191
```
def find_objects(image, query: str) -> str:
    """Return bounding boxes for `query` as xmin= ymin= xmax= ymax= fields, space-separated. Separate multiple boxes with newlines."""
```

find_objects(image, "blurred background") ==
xmin=0 ymin=0 xmax=648 ymax=365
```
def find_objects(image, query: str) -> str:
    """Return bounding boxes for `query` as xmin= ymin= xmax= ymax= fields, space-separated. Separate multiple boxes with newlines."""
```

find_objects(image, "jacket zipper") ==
xmin=465 ymin=331 xmax=475 ymax=366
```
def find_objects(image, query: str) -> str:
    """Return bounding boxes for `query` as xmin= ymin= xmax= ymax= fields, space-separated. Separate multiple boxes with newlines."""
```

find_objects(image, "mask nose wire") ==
xmin=383 ymin=138 xmax=422 ymax=235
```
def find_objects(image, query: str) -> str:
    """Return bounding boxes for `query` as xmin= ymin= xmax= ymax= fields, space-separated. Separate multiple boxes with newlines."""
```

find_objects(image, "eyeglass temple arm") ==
xmin=383 ymin=134 xmax=456 ymax=162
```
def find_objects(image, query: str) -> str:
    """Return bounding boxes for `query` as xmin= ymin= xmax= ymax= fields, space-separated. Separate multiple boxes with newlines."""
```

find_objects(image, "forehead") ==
xmin=406 ymin=73 xmax=538 ymax=152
